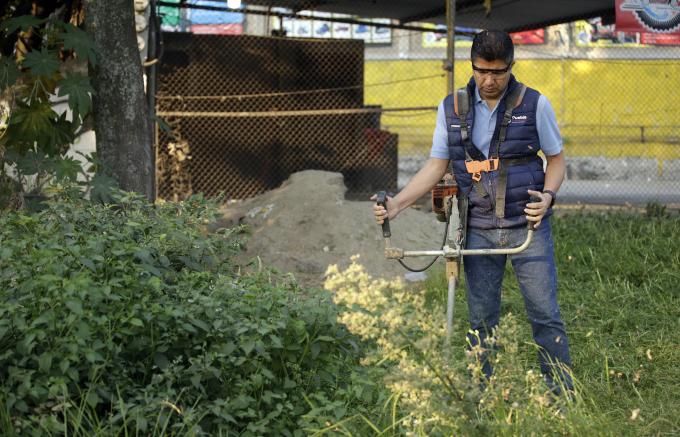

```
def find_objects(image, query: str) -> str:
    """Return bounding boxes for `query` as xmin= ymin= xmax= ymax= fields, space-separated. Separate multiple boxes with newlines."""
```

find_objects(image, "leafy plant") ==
xmin=0 ymin=191 xmax=382 ymax=435
xmin=324 ymin=259 xmax=615 ymax=436
xmin=0 ymin=13 xmax=96 ymax=206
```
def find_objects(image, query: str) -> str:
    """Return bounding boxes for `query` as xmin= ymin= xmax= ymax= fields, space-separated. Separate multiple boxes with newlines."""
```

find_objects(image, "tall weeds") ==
xmin=325 ymin=257 xmax=614 ymax=436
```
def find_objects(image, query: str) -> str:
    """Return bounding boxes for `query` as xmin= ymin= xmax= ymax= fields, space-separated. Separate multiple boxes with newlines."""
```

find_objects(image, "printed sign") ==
xmin=510 ymin=29 xmax=545 ymax=45
xmin=270 ymin=11 xmax=391 ymax=44
xmin=575 ymin=18 xmax=641 ymax=46
xmin=616 ymin=0 xmax=680 ymax=33
xmin=422 ymin=25 xmax=474 ymax=48
xmin=187 ymin=0 xmax=244 ymax=34
xmin=422 ymin=26 xmax=543 ymax=48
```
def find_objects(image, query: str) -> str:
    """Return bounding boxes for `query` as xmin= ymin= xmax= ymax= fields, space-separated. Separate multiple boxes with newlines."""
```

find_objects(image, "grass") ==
xmin=419 ymin=207 xmax=680 ymax=436
xmin=4 ymin=202 xmax=678 ymax=435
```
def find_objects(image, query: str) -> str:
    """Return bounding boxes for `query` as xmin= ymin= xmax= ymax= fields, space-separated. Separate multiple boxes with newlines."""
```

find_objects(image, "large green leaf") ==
xmin=7 ymin=149 xmax=48 ymax=176
xmin=60 ymin=24 xmax=96 ymax=66
xmin=89 ymin=172 xmax=117 ymax=203
xmin=9 ymin=102 xmax=58 ymax=143
xmin=23 ymin=48 xmax=60 ymax=78
xmin=0 ymin=15 xmax=44 ymax=34
xmin=58 ymin=74 xmax=94 ymax=119
xmin=45 ymin=112 xmax=76 ymax=154
xmin=52 ymin=156 xmax=81 ymax=182
xmin=0 ymin=57 xmax=20 ymax=92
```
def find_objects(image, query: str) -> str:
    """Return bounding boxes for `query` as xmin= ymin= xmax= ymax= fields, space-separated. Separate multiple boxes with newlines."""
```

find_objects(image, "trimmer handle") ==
xmin=376 ymin=191 xmax=391 ymax=238
xmin=527 ymin=194 xmax=543 ymax=231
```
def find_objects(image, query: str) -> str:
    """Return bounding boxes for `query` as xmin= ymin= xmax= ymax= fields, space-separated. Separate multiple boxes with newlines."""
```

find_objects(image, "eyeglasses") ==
xmin=471 ymin=63 xmax=513 ymax=76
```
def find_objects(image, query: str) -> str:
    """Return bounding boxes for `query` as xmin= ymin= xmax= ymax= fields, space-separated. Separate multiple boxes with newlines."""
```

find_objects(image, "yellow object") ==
xmin=365 ymin=59 xmax=680 ymax=162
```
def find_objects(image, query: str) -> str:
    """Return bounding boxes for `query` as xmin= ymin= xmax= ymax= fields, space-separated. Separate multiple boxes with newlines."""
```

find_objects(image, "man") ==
xmin=373 ymin=30 xmax=572 ymax=391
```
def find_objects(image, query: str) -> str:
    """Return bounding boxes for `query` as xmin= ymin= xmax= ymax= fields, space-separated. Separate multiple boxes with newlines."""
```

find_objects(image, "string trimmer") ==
xmin=376 ymin=178 xmax=538 ymax=344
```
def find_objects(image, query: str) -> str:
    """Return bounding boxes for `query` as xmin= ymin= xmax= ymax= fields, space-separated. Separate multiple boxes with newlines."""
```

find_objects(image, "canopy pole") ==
xmin=446 ymin=0 xmax=456 ymax=95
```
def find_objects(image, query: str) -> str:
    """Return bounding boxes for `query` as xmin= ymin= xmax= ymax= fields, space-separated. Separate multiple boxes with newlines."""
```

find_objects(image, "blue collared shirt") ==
xmin=429 ymin=87 xmax=563 ymax=159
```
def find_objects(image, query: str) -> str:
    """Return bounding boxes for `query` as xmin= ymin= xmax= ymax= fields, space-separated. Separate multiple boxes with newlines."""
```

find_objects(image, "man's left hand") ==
xmin=524 ymin=189 xmax=552 ymax=228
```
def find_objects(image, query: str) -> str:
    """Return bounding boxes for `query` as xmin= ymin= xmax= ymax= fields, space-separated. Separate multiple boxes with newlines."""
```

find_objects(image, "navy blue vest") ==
xmin=444 ymin=75 xmax=549 ymax=229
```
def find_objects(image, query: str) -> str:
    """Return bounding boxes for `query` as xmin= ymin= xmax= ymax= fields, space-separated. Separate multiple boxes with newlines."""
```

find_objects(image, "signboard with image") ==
xmin=615 ymin=0 xmax=680 ymax=44
xmin=312 ymin=12 xmax=332 ymax=38
xmin=270 ymin=11 xmax=392 ymax=44
xmin=422 ymin=25 xmax=473 ymax=48
xmin=510 ymin=29 xmax=546 ymax=45
xmin=187 ymin=0 xmax=244 ymax=34
xmin=576 ymin=15 xmax=680 ymax=47
xmin=371 ymin=19 xmax=392 ymax=44
xmin=423 ymin=25 xmax=545 ymax=48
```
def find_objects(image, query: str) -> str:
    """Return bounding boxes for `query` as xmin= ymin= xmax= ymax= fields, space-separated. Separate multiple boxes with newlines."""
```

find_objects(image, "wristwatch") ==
xmin=542 ymin=190 xmax=556 ymax=208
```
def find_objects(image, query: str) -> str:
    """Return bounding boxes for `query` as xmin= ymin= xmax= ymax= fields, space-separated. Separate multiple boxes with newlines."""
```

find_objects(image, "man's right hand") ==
xmin=370 ymin=194 xmax=399 ymax=225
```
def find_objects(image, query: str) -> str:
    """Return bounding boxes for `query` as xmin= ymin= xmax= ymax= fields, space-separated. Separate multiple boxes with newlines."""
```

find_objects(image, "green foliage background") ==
xmin=0 ymin=193 xmax=382 ymax=436
xmin=0 ymin=14 xmax=96 ymax=204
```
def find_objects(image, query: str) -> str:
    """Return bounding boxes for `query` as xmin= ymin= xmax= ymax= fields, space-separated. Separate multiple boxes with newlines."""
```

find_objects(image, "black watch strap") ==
xmin=543 ymin=190 xmax=556 ymax=207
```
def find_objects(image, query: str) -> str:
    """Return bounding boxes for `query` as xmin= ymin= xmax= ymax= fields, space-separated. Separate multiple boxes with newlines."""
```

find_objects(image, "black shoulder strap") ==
xmin=456 ymin=87 xmax=471 ymax=146
xmin=494 ymin=83 xmax=528 ymax=218
xmin=492 ymin=83 xmax=527 ymax=159
xmin=456 ymin=87 xmax=485 ymax=162
xmin=455 ymin=87 xmax=488 ymax=198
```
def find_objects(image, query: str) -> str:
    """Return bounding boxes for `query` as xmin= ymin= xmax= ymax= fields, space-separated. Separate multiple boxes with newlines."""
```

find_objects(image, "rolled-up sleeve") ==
xmin=536 ymin=95 xmax=563 ymax=156
xmin=430 ymin=99 xmax=450 ymax=159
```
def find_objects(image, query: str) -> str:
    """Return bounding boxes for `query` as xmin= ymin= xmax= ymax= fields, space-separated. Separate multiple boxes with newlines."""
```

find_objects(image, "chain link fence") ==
xmin=154 ymin=2 xmax=680 ymax=205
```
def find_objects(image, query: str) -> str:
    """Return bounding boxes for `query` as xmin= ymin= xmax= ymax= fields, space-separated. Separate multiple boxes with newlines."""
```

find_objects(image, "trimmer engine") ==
xmin=431 ymin=173 xmax=458 ymax=222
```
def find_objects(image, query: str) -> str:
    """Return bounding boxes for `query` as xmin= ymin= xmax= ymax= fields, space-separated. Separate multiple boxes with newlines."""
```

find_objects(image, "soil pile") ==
xmin=219 ymin=170 xmax=445 ymax=288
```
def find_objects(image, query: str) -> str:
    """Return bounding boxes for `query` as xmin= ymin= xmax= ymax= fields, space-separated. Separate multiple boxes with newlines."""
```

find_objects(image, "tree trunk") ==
xmin=83 ymin=0 xmax=154 ymax=200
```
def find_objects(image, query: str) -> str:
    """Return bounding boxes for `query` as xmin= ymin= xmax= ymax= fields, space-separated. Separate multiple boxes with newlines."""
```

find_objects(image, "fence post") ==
xmin=447 ymin=0 xmax=456 ymax=95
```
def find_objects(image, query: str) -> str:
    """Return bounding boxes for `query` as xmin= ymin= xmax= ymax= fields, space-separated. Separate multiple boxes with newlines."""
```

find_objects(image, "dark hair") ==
xmin=470 ymin=30 xmax=514 ymax=65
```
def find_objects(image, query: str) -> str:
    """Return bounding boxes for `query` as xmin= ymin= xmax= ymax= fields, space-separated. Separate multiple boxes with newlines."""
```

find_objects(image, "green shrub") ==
xmin=0 ymin=192 xmax=379 ymax=435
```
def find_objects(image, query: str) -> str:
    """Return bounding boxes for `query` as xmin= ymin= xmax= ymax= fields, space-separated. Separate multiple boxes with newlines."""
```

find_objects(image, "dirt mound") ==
xmin=219 ymin=170 xmax=446 ymax=288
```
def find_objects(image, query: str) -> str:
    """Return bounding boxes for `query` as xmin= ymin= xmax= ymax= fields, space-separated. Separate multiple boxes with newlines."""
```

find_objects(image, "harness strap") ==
xmin=454 ymin=83 xmax=530 ymax=216
xmin=456 ymin=88 xmax=473 ymax=149
xmin=457 ymin=194 xmax=469 ymax=248
xmin=494 ymin=156 xmax=539 ymax=218
xmin=493 ymin=84 xmax=527 ymax=158
xmin=492 ymin=84 xmax=527 ymax=218
xmin=455 ymin=87 xmax=487 ymax=196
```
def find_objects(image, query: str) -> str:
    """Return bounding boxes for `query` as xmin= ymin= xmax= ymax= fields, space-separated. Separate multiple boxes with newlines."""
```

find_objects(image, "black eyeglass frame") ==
xmin=471 ymin=62 xmax=514 ymax=76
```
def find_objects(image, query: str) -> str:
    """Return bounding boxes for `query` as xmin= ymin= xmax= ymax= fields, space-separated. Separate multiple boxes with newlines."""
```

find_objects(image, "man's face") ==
xmin=471 ymin=57 xmax=513 ymax=100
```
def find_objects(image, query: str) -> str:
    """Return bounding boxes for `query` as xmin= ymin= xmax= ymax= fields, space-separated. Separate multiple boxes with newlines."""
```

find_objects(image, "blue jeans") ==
xmin=463 ymin=217 xmax=573 ymax=389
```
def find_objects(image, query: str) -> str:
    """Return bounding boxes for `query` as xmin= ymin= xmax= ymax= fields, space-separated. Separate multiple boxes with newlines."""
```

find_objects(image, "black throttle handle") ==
xmin=376 ymin=191 xmax=391 ymax=238
xmin=527 ymin=194 xmax=543 ymax=231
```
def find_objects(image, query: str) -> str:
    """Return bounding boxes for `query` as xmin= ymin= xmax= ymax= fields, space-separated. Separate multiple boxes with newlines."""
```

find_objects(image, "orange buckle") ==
xmin=465 ymin=158 xmax=499 ymax=177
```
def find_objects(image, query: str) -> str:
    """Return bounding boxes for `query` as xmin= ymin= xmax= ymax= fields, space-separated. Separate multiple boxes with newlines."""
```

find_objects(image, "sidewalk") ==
xmin=559 ymin=180 xmax=680 ymax=206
